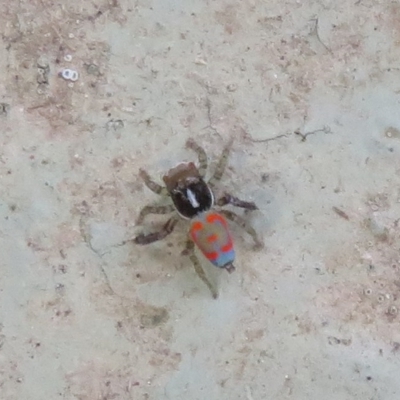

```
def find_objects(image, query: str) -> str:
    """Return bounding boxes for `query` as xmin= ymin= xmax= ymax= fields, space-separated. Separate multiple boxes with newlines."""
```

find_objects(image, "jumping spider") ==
xmin=134 ymin=138 xmax=263 ymax=298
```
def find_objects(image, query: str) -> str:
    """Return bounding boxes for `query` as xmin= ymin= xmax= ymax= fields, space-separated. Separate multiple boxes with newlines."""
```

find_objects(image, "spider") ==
xmin=134 ymin=138 xmax=263 ymax=298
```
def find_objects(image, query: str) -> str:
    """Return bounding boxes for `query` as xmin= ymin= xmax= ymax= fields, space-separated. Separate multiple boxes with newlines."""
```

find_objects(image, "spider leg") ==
xmin=219 ymin=209 xmax=263 ymax=250
xmin=208 ymin=137 xmax=234 ymax=188
xmin=136 ymin=204 xmax=175 ymax=224
xmin=186 ymin=138 xmax=208 ymax=178
xmin=139 ymin=168 xmax=169 ymax=197
xmin=184 ymin=239 xmax=218 ymax=299
xmin=134 ymin=217 xmax=178 ymax=245
xmin=217 ymin=193 xmax=258 ymax=211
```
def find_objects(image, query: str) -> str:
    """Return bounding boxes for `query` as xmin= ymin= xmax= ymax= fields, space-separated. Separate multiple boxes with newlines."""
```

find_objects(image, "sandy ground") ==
xmin=1 ymin=0 xmax=400 ymax=399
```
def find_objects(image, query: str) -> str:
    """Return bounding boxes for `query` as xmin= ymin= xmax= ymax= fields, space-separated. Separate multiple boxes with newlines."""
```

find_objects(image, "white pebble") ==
xmin=60 ymin=68 xmax=79 ymax=82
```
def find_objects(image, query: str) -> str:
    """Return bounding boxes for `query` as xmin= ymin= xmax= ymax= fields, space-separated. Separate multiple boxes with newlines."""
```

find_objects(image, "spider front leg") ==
xmin=186 ymin=138 xmax=208 ymax=178
xmin=184 ymin=239 xmax=218 ymax=299
xmin=139 ymin=168 xmax=169 ymax=197
xmin=136 ymin=204 xmax=175 ymax=224
xmin=219 ymin=209 xmax=263 ymax=250
xmin=217 ymin=193 xmax=258 ymax=211
xmin=134 ymin=217 xmax=178 ymax=245
xmin=208 ymin=137 xmax=234 ymax=188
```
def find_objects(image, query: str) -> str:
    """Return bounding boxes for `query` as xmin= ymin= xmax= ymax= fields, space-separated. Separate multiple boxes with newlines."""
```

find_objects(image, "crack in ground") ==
xmin=294 ymin=125 xmax=332 ymax=142
xmin=201 ymin=97 xmax=221 ymax=137
xmin=243 ymin=125 xmax=332 ymax=145
xmin=79 ymin=217 xmax=116 ymax=295
xmin=310 ymin=17 xmax=332 ymax=54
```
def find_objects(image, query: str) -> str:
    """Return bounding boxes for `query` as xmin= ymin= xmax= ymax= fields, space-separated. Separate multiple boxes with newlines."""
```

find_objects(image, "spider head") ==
xmin=163 ymin=162 xmax=214 ymax=219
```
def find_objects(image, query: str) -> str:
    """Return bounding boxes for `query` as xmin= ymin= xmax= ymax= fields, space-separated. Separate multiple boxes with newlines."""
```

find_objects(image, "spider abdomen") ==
xmin=189 ymin=211 xmax=235 ymax=272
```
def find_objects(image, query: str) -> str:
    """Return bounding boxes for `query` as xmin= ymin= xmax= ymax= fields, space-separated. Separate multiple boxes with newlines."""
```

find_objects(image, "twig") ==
xmin=332 ymin=206 xmax=349 ymax=220
xmin=249 ymin=133 xmax=288 ymax=143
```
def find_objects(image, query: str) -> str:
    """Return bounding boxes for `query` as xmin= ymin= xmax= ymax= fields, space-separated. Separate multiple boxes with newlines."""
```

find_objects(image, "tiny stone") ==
xmin=86 ymin=63 xmax=100 ymax=75
xmin=0 ymin=103 xmax=10 ymax=116
xmin=37 ymin=56 xmax=49 ymax=69
xmin=388 ymin=305 xmax=397 ymax=315
xmin=377 ymin=294 xmax=385 ymax=303
xmin=227 ymin=83 xmax=237 ymax=92
xmin=363 ymin=288 xmax=372 ymax=296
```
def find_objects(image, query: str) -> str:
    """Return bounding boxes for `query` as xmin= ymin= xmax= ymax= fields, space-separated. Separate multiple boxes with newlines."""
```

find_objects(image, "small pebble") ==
xmin=60 ymin=68 xmax=79 ymax=82
xmin=227 ymin=83 xmax=237 ymax=92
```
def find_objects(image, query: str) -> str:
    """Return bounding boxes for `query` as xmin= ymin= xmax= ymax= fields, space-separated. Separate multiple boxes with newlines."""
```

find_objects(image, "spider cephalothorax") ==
xmin=163 ymin=162 xmax=214 ymax=219
xmin=134 ymin=138 xmax=262 ymax=298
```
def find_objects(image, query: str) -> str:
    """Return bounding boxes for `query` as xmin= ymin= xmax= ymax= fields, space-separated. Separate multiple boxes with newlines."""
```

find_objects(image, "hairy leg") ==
xmin=217 ymin=193 xmax=258 ymax=211
xmin=219 ymin=209 xmax=263 ymax=250
xmin=208 ymin=137 xmax=234 ymax=188
xmin=139 ymin=168 xmax=169 ymax=196
xmin=136 ymin=204 xmax=175 ymax=224
xmin=134 ymin=217 xmax=178 ymax=245
xmin=184 ymin=239 xmax=218 ymax=299
xmin=186 ymin=138 xmax=208 ymax=178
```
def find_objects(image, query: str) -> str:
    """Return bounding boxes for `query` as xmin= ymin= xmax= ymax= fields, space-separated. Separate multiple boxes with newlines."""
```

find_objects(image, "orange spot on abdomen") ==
xmin=204 ymin=251 xmax=218 ymax=261
xmin=191 ymin=221 xmax=204 ymax=232
xmin=206 ymin=212 xmax=226 ymax=225
xmin=221 ymin=241 xmax=233 ymax=253
xmin=207 ymin=233 xmax=218 ymax=243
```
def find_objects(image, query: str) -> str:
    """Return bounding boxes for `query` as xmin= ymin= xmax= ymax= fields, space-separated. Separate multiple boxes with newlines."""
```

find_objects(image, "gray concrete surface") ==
xmin=1 ymin=0 xmax=400 ymax=399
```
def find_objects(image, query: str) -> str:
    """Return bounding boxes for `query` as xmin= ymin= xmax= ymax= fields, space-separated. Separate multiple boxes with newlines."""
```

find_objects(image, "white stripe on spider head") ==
xmin=186 ymin=189 xmax=200 ymax=208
